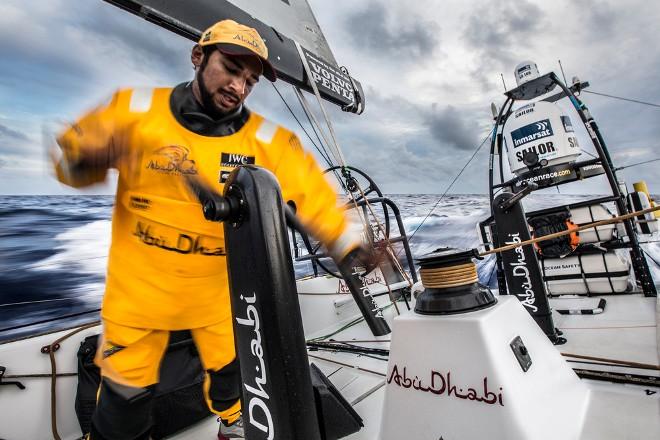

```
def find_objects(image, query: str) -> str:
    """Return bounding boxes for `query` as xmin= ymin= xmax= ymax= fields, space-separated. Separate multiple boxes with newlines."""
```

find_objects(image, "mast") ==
xmin=102 ymin=0 xmax=365 ymax=113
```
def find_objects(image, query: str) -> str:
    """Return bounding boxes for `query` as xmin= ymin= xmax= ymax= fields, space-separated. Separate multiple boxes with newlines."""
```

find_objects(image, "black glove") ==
xmin=340 ymin=243 xmax=387 ymax=276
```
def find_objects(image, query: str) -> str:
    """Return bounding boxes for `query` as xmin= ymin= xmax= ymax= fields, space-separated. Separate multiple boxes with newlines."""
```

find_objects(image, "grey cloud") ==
xmin=424 ymin=104 xmax=480 ymax=151
xmin=0 ymin=123 xmax=31 ymax=155
xmin=344 ymin=2 xmax=439 ymax=58
xmin=70 ymin=1 xmax=192 ymax=78
xmin=0 ymin=123 xmax=28 ymax=142
xmin=580 ymin=0 xmax=618 ymax=37
xmin=463 ymin=0 xmax=544 ymax=90
xmin=464 ymin=0 xmax=543 ymax=59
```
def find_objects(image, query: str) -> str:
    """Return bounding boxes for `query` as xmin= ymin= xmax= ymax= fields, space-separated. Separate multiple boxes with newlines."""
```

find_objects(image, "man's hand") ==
xmin=340 ymin=242 xmax=388 ymax=276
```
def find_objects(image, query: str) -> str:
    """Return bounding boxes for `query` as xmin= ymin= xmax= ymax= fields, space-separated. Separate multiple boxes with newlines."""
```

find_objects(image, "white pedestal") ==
xmin=379 ymin=296 xmax=590 ymax=440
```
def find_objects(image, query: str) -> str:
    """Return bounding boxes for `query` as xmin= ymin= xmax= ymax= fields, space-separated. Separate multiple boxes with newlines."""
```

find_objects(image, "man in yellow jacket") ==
xmin=55 ymin=20 xmax=362 ymax=440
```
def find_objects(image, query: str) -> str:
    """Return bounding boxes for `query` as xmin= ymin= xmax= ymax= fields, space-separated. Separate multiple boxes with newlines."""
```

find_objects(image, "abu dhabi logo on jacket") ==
xmin=511 ymin=119 xmax=554 ymax=148
xmin=133 ymin=221 xmax=225 ymax=256
xmin=146 ymin=145 xmax=198 ymax=175
xmin=219 ymin=152 xmax=255 ymax=182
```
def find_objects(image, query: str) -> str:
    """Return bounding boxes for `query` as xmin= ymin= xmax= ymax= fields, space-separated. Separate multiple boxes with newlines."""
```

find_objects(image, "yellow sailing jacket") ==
xmin=56 ymin=87 xmax=358 ymax=329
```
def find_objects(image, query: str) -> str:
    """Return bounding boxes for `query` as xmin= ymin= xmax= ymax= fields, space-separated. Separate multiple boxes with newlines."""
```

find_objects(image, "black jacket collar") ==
xmin=169 ymin=82 xmax=250 ymax=137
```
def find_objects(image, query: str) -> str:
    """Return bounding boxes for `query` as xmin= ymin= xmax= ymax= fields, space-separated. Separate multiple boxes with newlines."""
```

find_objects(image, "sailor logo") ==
xmin=146 ymin=145 xmax=198 ymax=175
xmin=511 ymin=119 xmax=554 ymax=148
xmin=514 ymin=104 xmax=535 ymax=118
xmin=517 ymin=64 xmax=532 ymax=77
xmin=219 ymin=152 xmax=255 ymax=182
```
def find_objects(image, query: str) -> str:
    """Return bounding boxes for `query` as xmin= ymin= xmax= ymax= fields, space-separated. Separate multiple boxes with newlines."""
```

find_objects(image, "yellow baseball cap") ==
xmin=199 ymin=19 xmax=277 ymax=81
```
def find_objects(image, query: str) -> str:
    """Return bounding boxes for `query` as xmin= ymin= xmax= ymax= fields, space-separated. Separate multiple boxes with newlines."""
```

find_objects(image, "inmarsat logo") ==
xmin=511 ymin=119 xmax=554 ymax=148
xmin=535 ymin=121 xmax=548 ymax=131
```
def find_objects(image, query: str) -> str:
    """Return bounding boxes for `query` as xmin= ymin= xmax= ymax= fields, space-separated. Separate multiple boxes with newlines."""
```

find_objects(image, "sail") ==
xmin=228 ymin=0 xmax=337 ymax=65
xmin=103 ymin=0 xmax=364 ymax=112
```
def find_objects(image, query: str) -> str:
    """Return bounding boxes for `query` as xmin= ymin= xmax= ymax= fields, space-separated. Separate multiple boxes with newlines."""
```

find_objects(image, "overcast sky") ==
xmin=0 ymin=0 xmax=659 ymax=195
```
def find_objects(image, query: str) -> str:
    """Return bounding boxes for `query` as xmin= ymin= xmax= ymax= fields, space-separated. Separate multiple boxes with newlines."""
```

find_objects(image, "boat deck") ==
xmin=172 ymin=293 xmax=660 ymax=439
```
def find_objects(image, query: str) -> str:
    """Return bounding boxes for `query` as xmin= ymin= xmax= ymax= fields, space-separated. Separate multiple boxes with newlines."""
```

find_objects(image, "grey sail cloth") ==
xmin=169 ymin=82 xmax=250 ymax=137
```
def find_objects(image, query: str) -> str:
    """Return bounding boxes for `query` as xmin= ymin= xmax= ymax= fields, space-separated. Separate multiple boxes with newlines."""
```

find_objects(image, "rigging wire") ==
xmin=293 ymin=89 xmax=330 ymax=158
xmin=405 ymin=130 xmax=493 ymax=246
xmin=641 ymin=247 xmax=660 ymax=268
xmin=580 ymin=149 xmax=599 ymax=159
xmin=291 ymin=86 xmax=347 ymax=191
xmin=294 ymin=87 xmax=343 ymax=166
xmin=0 ymin=293 xmax=103 ymax=308
xmin=583 ymin=90 xmax=660 ymax=108
xmin=615 ymin=157 xmax=660 ymax=171
xmin=270 ymin=82 xmax=334 ymax=168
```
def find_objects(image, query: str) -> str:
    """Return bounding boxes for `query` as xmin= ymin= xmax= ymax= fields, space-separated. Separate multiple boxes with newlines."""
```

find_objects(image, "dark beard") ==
xmin=196 ymin=55 xmax=239 ymax=120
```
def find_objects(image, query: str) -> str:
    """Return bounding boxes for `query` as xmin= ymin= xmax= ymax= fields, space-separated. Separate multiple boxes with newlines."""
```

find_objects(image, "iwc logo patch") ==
xmin=219 ymin=152 xmax=255 ymax=182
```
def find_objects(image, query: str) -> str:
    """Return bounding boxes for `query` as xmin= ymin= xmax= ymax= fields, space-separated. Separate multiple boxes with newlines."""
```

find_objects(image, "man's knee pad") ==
xmin=207 ymin=357 xmax=241 ymax=413
xmin=91 ymin=378 xmax=155 ymax=440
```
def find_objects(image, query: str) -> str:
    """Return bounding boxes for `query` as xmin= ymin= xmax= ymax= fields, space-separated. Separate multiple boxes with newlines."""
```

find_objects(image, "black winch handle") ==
xmin=337 ymin=250 xmax=391 ymax=336
xmin=201 ymin=195 xmax=233 ymax=222
xmin=285 ymin=207 xmax=391 ymax=336
xmin=498 ymin=181 xmax=538 ymax=211
xmin=184 ymin=174 xmax=239 ymax=222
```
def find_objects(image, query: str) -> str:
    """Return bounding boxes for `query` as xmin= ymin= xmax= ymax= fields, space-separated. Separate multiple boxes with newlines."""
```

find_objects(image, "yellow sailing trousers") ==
xmin=95 ymin=318 xmax=241 ymax=423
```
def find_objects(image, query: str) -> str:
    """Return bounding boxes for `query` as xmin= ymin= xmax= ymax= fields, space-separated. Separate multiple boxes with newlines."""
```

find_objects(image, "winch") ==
xmin=415 ymin=248 xmax=496 ymax=315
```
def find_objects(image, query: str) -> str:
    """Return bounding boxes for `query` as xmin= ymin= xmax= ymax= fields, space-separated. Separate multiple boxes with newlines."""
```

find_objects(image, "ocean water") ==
xmin=1 ymin=194 xmax=659 ymax=342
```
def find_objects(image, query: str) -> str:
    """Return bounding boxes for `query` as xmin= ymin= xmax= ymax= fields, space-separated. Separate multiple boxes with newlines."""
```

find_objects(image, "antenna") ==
xmin=500 ymin=73 xmax=507 ymax=91
xmin=558 ymin=59 xmax=568 ymax=85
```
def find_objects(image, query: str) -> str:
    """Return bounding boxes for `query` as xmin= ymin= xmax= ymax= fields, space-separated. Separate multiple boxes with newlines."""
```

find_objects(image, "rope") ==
xmin=293 ymin=87 xmax=331 ymax=159
xmin=292 ymin=40 xmax=414 ymax=310
xmin=480 ymin=205 xmax=660 ymax=257
xmin=420 ymin=262 xmax=478 ymax=289
xmin=561 ymin=352 xmax=660 ymax=371
xmin=307 ymin=353 xmax=386 ymax=377
xmin=353 ymin=184 xmax=413 ymax=312
xmin=294 ymin=41 xmax=347 ymax=166
xmin=46 ymin=322 xmax=99 ymax=440
xmin=293 ymin=87 xmax=342 ymax=165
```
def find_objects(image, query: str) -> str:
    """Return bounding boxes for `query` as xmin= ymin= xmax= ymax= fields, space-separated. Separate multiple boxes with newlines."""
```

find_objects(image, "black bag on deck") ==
xmin=528 ymin=210 xmax=580 ymax=258
xmin=75 ymin=331 xmax=211 ymax=439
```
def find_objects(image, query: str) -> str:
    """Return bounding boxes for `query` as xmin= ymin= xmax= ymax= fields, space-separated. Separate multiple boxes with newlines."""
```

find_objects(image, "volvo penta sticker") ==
xmin=302 ymin=48 xmax=355 ymax=104
xmin=511 ymin=119 xmax=554 ymax=148
xmin=561 ymin=116 xmax=574 ymax=133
